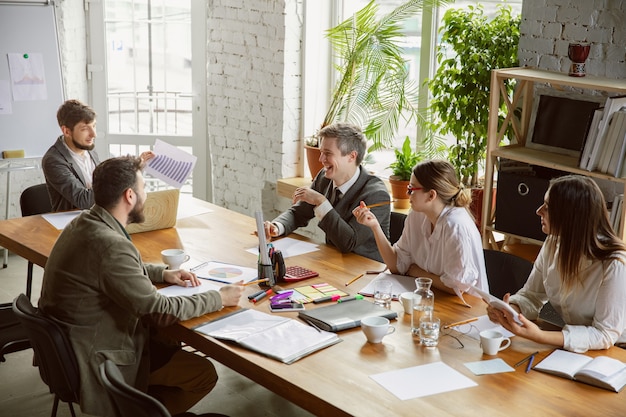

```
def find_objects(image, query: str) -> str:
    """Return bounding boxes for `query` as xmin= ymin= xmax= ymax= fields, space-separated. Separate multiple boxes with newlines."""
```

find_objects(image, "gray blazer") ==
xmin=42 ymin=136 xmax=101 ymax=212
xmin=39 ymin=206 xmax=223 ymax=416
xmin=273 ymin=166 xmax=391 ymax=262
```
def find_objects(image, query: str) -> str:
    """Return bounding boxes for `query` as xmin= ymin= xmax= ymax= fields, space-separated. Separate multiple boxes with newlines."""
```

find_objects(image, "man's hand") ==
xmin=219 ymin=281 xmax=245 ymax=306
xmin=163 ymin=269 xmax=201 ymax=287
xmin=292 ymin=187 xmax=325 ymax=206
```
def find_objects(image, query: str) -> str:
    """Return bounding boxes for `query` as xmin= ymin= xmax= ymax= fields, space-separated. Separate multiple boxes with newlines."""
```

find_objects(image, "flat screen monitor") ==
xmin=526 ymin=90 xmax=604 ymax=157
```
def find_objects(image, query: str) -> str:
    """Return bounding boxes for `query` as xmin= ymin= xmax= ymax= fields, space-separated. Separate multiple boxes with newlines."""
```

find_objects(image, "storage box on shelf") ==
xmin=482 ymin=67 xmax=626 ymax=248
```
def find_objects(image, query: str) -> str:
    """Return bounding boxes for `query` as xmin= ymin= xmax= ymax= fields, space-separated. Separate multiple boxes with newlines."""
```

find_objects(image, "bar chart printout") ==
xmin=145 ymin=139 xmax=197 ymax=188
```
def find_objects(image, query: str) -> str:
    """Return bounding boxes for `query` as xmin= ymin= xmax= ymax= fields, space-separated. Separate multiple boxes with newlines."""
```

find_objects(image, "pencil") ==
xmin=366 ymin=201 xmax=394 ymax=209
xmin=244 ymin=278 xmax=270 ymax=286
xmin=515 ymin=351 xmax=539 ymax=367
xmin=442 ymin=317 xmax=479 ymax=329
xmin=344 ymin=273 xmax=364 ymax=286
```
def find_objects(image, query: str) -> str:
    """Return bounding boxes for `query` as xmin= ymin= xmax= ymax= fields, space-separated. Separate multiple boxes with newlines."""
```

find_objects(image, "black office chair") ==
xmin=20 ymin=183 xmax=53 ymax=300
xmin=12 ymin=294 xmax=80 ymax=417
xmin=99 ymin=359 xmax=228 ymax=417
xmin=389 ymin=211 xmax=407 ymax=245
xmin=483 ymin=249 xmax=533 ymax=299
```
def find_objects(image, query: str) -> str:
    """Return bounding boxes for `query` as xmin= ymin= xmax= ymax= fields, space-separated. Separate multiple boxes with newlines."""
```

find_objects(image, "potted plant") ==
xmin=427 ymin=4 xmax=520 ymax=224
xmin=388 ymin=136 xmax=423 ymax=208
xmin=305 ymin=0 xmax=441 ymax=178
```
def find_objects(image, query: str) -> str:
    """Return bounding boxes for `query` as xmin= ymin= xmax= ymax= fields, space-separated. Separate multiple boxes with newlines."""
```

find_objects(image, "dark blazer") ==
xmin=273 ymin=166 xmax=390 ymax=262
xmin=42 ymin=136 xmax=101 ymax=212
xmin=39 ymin=205 xmax=223 ymax=416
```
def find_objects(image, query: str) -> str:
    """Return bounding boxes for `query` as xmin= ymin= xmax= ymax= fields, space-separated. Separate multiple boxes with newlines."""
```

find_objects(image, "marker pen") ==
xmin=337 ymin=294 xmax=364 ymax=303
xmin=313 ymin=294 xmax=342 ymax=304
xmin=247 ymin=290 xmax=265 ymax=300
xmin=252 ymin=289 xmax=273 ymax=303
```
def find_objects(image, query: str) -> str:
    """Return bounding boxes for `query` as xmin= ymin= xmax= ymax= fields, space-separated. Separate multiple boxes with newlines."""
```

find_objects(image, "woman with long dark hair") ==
xmin=488 ymin=175 xmax=626 ymax=352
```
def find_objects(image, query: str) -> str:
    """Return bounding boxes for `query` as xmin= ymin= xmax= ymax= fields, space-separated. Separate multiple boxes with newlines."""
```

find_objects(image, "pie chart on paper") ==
xmin=207 ymin=267 xmax=243 ymax=279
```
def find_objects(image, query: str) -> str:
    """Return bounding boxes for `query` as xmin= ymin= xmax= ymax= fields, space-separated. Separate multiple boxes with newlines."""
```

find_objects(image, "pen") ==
xmin=190 ymin=261 xmax=209 ymax=272
xmin=313 ymin=294 xmax=341 ymax=304
xmin=344 ymin=273 xmax=364 ymax=286
xmin=366 ymin=201 xmax=394 ymax=209
xmin=514 ymin=351 xmax=539 ymax=367
xmin=247 ymin=290 xmax=265 ymax=300
xmin=337 ymin=294 xmax=364 ymax=303
xmin=251 ymin=289 xmax=273 ymax=303
xmin=244 ymin=278 xmax=270 ymax=286
xmin=525 ymin=354 xmax=535 ymax=373
xmin=443 ymin=317 xmax=479 ymax=329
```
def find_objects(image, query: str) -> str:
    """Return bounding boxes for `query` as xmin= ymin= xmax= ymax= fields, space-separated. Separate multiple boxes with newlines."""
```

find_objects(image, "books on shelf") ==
xmin=194 ymin=308 xmax=341 ymax=364
xmin=582 ymin=95 xmax=626 ymax=173
xmin=579 ymin=109 xmax=605 ymax=170
xmin=534 ymin=349 xmax=626 ymax=392
xmin=298 ymin=299 xmax=398 ymax=332
xmin=610 ymin=194 xmax=624 ymax=233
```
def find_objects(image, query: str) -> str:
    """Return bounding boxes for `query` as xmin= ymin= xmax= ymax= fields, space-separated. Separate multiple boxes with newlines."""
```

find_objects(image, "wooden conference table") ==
xmin=1 ymin=198 xmax=625 ymax=416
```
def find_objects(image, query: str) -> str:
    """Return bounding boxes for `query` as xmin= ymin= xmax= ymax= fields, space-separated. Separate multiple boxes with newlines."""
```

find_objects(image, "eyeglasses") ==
xmin=406 ymin=185 xmax=423 ymax=195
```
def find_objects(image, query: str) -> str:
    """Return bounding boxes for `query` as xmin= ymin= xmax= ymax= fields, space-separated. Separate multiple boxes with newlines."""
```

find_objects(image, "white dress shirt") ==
xmin=394 ymin=206 xmax=488 ymax=294
xmin=509 ymin=241 xmax=626 ymax=353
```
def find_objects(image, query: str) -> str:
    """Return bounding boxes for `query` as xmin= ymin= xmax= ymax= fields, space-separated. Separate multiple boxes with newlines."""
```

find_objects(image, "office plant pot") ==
xmin=389 ymin=176 xmax=410 ymax=209
xmin=305 ymin=145 xmax=324 ymax=179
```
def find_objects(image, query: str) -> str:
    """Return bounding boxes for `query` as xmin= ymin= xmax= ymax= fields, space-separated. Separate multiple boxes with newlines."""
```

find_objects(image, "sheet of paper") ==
xmin=42 ymin=211 xmax=81 ymax=229
xmin=157 ymin=279 xmax=221 ymax=297
xmin=358 ymin=272 xmax=415 ymax=300
xmin=145 ymin=139 xmax=197 ymax=189
xmin=246 ymin=237 xmax=319 ymax=258
xmin=370 ymin=362 xmax=477 ymax=400
xmin=450 ymin=315 xmax=514 ymax=340
xmin=190 ymin=261 xmax=258 ymax=284
xmin=464 ymin=358 xmax=515 ymax=375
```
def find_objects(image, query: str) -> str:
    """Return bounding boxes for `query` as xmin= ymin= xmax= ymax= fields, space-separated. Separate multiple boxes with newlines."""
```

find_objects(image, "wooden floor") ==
xmin=0 ymin=252 xmax=315 ymax=417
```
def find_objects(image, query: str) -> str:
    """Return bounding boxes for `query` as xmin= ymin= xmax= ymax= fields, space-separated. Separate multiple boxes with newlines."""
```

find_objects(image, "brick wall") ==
xmin=519 ymin=0 xmax=626 ymax=78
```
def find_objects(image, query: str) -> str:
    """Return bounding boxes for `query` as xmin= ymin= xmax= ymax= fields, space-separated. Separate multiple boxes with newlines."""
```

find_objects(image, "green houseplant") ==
xmin=305 ymin=0 xmax=446 ymax=177
xmin=427 ymin=5 xmax=520 ymax=188
xmin=388 ymin=136 xmax=423 ymax=208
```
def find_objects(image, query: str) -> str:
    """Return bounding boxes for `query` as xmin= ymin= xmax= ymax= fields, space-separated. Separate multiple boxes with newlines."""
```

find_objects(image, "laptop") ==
xmin=126 ymin=188 xmax=180 ymax=234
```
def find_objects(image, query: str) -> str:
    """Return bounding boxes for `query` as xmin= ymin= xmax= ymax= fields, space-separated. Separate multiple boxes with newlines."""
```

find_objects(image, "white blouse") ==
xmin=394 ymin=206 xmax=489 ymax=294
xmin=509 ymin=241 xmax=626 ymax=353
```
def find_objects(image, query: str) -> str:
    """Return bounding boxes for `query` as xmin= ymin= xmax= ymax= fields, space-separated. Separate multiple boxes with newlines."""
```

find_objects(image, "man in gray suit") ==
xmin=42 ymin=99 xmax=101 ymax=211
xmin=39 ymin=156 xmax=243 ymax=417
xmin=265 ymin=123 xmax=390 ymax=262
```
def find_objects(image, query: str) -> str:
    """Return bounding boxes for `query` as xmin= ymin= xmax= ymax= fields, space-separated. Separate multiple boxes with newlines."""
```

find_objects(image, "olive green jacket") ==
xmin=39 ymin=205 xmax=222 ymax=417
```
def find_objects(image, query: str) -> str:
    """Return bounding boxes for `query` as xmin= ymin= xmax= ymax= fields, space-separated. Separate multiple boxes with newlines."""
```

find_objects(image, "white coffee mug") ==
xmin=161 ymin=248 xmax=190 ymax=270
xmin=399 ymin=291 xmax=413 ymax=315
xmin=361 ymin=316 xmax=395 ymax=344
xmin=479 ymin=329 xmax=511 ymax=355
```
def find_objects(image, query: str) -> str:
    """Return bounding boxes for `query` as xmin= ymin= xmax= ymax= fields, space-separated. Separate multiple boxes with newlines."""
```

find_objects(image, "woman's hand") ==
xmin=352 ymin=201 xmax=379 ymax=228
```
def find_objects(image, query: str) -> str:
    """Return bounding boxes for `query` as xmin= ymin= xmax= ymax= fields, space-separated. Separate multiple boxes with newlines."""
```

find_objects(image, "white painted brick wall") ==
xmin=519 ymin=0 xmax=626 ymax=78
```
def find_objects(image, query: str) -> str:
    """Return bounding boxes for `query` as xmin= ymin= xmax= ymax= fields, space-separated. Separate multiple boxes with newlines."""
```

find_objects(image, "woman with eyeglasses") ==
xmin=353 ymin=159 xmax=488 ymax=299
xmin=487 ymin=175 xmax=626 ymax=352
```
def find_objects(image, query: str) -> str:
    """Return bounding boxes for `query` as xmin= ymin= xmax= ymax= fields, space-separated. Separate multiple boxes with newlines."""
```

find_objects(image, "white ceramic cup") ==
xmin=361 ymin=316 xmax=395 ymax=344
xmin=161 ymin=248 xmax=190 ymax=270
xmin=479 ymin=329 xmax=511 ymax=355
xmin=399 ymin=291 xmax=413 ymax=315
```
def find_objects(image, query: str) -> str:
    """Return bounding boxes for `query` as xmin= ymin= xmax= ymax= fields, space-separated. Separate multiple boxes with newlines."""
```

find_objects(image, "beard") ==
xmin=128 ymin=200 xmax=145 ymax=225
xmin=71 ymin=137 xmax=95 ymax=151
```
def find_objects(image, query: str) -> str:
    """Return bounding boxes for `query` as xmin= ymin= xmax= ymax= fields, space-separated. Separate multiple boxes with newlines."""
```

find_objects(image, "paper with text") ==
xmin=145 ymin=139 xmax=197 ymax=189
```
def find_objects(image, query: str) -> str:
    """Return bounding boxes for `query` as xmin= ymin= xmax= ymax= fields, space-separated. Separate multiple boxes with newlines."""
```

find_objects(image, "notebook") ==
xmin=194 ymin=308 xmax=341 ymax=364
xmin=298 ymin=299 xmax=398 ymax=332
xmin=126 ymin=189 xmax=179 ymax=234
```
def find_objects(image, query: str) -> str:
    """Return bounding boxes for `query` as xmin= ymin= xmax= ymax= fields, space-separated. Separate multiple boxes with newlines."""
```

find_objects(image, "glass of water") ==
xmin=373 ymin=279 xmax=393 ymax=309
xmin=419 ymin=315 xmax=440 ymax=347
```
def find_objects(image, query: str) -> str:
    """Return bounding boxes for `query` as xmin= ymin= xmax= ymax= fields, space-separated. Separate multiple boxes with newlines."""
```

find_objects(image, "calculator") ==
xmin=284 ymin=265 xmax=319 ymax=282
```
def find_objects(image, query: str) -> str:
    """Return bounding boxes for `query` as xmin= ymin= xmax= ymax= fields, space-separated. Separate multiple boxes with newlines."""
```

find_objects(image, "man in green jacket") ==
xmin=39 ymin=156 xmax=243 ymax=417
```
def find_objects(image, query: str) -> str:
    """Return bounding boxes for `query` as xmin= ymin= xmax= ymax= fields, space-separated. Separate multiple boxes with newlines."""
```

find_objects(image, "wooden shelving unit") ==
xmin=481 ymin=67 xmax=626 ymax=248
